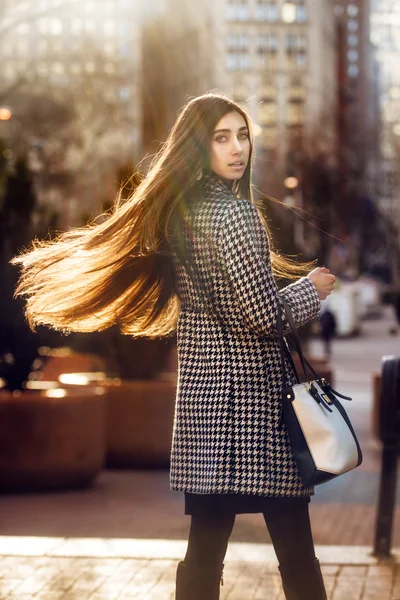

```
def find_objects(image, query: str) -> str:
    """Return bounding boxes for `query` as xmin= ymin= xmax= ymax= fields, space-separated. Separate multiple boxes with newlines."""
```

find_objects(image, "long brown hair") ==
xmin=12 ymin=92 xmax=313 ymax=338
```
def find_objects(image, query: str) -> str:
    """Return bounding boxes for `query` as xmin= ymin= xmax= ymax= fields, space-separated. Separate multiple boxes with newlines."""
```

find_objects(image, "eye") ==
xmin=215 ymin=135 xmax=227 ymax=143
xmin=239 ymin=132 xmax=249 ymax=140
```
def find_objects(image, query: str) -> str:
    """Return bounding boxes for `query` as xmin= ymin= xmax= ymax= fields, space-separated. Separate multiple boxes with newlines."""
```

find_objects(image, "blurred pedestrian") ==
xmin=319 ymin=306 xmax=336 ymax=358
xmin=12 ymin=93 xmax=336 ymax=600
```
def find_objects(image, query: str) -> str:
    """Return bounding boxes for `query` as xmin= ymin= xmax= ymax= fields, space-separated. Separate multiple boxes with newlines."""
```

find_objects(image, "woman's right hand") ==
xmin=306 ymin=267 xmax=336 ymax=300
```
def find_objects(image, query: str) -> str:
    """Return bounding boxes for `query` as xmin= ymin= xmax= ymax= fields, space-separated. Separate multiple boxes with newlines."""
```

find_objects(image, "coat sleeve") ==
xmin=212 ymin=200 xmax=321 ymax=337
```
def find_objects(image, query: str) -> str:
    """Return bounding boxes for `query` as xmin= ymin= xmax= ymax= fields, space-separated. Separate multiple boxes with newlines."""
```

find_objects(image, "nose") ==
xmin=231 ymin=136 xmax=242 ymax=153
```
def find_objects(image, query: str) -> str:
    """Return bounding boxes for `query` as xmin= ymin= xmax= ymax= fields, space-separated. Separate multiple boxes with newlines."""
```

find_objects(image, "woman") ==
xmin=13 ymin=93 xmax=335 ymax=599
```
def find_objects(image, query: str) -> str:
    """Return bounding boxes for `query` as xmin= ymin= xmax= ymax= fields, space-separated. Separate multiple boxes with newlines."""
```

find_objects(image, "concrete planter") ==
xmin=37 ymin=351 xmax=107 ymax=382
xmin=106 ymin=380 xmax=177 ymax=468
xmin=0 ymin=387 xmax=107 ymax=492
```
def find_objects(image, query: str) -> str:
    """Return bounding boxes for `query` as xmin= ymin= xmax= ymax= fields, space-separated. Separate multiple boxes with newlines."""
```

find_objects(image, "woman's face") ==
xmin=208 ymin=111 xmax=251 ymax=183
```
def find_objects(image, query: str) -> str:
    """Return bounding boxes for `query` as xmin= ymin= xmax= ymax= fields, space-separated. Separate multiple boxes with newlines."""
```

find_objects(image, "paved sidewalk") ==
xmin=0 ymin=537 xmax=399 ymax=600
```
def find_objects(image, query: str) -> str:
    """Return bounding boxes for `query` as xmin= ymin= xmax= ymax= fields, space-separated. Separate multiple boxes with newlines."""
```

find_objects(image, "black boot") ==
xmin=278 ymin=557 xmax=327 ymax=600
xmin=175 ymin=560 xmax=224 ymax=600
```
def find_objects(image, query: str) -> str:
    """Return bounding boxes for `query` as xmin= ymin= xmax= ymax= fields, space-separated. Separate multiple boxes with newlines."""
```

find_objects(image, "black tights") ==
xmin=184 ymin=499 xmax=316 ymax=569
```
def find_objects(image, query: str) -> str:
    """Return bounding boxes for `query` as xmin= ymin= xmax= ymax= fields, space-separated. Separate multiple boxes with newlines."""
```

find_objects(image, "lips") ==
xmin=228 ymin=162 xmax=245 ymax=167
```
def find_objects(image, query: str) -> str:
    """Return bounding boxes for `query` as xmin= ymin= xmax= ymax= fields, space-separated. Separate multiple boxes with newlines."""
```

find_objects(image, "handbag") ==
xmin=277 ymin=299 xmax=363 ymax=487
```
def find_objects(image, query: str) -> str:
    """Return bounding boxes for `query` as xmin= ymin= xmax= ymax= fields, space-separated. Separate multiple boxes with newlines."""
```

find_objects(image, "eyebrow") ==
xmin=213 ymin=126 xmax=249 ymax=134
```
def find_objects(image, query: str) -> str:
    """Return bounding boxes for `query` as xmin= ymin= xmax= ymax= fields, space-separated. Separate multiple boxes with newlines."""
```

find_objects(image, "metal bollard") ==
xmin=372 ymin=356 xmax=400 ymax=558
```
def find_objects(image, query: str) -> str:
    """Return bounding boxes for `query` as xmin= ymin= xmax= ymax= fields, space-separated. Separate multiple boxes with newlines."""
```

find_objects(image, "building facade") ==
xmin=221 ymin=0 xmax=337 ymax=163
xmin=370 ymin=0 xmax=400 ymax=239
xmin=0 ymin=0 xmax=142 ymax=224
xmin=141 ymin=0 xmax=338 ymax=204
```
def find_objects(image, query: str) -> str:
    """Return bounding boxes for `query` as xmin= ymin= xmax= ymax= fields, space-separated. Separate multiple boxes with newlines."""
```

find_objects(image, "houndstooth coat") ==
xmin=169 ymin=171 xmax=321 ymax=498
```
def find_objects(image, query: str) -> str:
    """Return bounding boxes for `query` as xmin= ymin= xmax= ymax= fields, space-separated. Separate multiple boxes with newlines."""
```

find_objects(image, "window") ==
xmin=347 ymin=49 xmax=358 ymax=62
xmin=285 ymin=34 xmax=307 ymax=70
xmin=259 ymin=126 xmax=277 ymax=149
xmin=282 ymin=2 xmax=296 ymax=23
xmin=287 ymin=79 xmax=305 ymax=125
xmin=255 ymin=1 xmax=278 ymax=22
xmin=259 ymin=102 xmax=277 ymax=125
xmin=285 ymin=34 xmax=307 ymax=50
xmin=257 ymin=34 xmax=278 ymax=50
xmin=258 ymin=82 xmax=277 ymax=126
xmin=283 ymin=0 xmax=308 ymax=22
xmin=119 ymin=42 xmax=130 ymax=57
xmin=296 ymin=4 xmax=307 ymax=22
xmin=227 ymin=33 xmax=250 ymax=50
xmin=232 ymin=81 xmax=247 ymax=103
xmin=226 ymin=32 xmax=250 ymax=70
xmin=348 ymin=64 xmax=359 ymax=77
xmin=260 ymin=81 xmax=277 ymax=100
xmin=348 ymin=20 xmax=358 ymax=32
xmin=287 ymin=102 xmax=304 ymax=125
xmin=226 ymin=0 xmax=249 ymax=22
xmin=348 ymin=34 xmax=358 ymax=46
xmin=226 ymin=52 xmax=250 ymax=70
xmin=119 ymin=87 xmax=131 ymax=101
xmin=257 ymin=34 xmax=278 ymax=70
xmin=347 ymin=4 xmax=358 ymax=17
xmin=288 ymin=80 xmax=306 ymax=100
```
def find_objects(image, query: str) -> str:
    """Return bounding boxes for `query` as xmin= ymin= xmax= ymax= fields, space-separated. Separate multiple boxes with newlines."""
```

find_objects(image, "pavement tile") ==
xmin=34 ymin=594 xmax=66 ymax=600
xmin=60 ymin=592 xmax=92 ymax=600
xmin=87 ymin=593 xmax=121 ymax=600
xmin=0 ymin=579 xmax=20 ymax=594
xmin=0 ymin=595 xmax=35 ymax=600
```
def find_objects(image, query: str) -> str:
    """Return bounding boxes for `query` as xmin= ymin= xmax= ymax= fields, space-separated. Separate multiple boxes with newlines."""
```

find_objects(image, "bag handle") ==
xmin=277 ymin=299 xmax=353 ymax=401
xmin=279 ymin=298 xmax=323 ymax=381
xmin=276 ymin=298 xmax=301 ymax=389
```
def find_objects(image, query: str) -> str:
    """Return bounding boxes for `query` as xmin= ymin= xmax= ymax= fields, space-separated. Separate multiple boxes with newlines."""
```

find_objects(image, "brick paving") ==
xmin=0 ymin=551 xmax=399 ymax=599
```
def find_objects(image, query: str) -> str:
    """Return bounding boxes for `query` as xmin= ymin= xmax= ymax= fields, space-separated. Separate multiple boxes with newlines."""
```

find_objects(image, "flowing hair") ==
xmin=12 ymin=91 xmax=314 ymax=338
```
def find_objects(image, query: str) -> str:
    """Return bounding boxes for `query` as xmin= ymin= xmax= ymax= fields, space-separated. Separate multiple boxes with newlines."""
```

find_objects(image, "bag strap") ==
xmin=276 ymin=298 xmax=301 ymax=389
xmin=280 ymin=298 xmax=323 ymax=382
xmin=278 ymin=298 xmax=353 ymax=401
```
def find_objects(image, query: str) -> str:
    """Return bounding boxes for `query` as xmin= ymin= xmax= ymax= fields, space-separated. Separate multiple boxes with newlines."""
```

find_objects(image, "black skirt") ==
xmin=185 ymin=493 xmax=310 ymax=516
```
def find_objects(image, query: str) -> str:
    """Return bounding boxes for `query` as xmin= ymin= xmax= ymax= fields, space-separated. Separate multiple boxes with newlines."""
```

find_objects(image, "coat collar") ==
xmin=198 ymin=170 xmax=239 ymax=203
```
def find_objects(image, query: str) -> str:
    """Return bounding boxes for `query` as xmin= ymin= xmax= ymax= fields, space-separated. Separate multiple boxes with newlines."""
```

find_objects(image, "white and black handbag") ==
xmin=277 ymin=300 xmax=363 ymax=487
